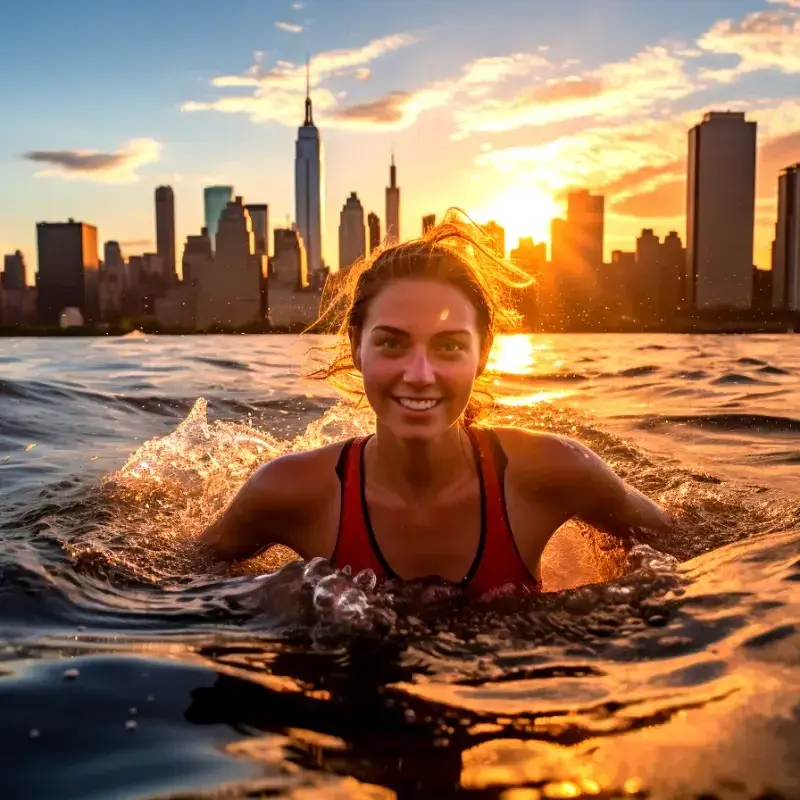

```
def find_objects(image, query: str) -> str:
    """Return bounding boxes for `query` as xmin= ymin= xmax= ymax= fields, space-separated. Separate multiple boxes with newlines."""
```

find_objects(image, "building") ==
xmin=385 ymin=155 xmax=400 ymax=245
xmin=483 ymin=221 xmax=506 ymax=257
xmin=2 ymin=251 xmax=26 ymax=290
xmin=295 ymin=67 xmax=325 ymax=275
xmin=368 ymin=212 xmax=381 ymax=253
xmin=687 ymin=111 xmax=757 ymax=310
xmin=155 ymin=185 xmax=176 ymax=282
xmin=510 ymin=238 xmax=546 ymax=327
xmin=99 ymin=240 xmax=127 ymax=323
xmin=567 ymin=190 xmax=604 ymax=276
xmin=661 ymin=231 xmax=685 ymax=317
xmin=269 ymin=227 xmax=319 ymax=328
xmin=36 ymin=219 xmax=99 ymax=326
xmin=195 ymin=197 xmax=265 ymax=329
xmin=204 ymin=186 xmax=234 ymax=249
xmin=772 ymin=163 xmax=800 ymax=311
xmin=635 ymin=228 xmax=661 ymax=317
xmin=339 ymin=192 xmax=366 ymax=271
xmin=422 ymin=214 xmax=436 ymax=234
xmin=246 ymin=203 xmax=269 ymax=257
xmin=181 ymin=228 xmax=213 ymax=287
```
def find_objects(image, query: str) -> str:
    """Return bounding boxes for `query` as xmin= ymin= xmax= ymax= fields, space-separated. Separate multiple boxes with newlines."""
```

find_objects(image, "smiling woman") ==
xmin=472 ymin=183 xmax=560 ymax=252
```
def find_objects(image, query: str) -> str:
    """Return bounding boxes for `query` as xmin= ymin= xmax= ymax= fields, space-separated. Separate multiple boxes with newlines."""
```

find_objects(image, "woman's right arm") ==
xmin=199 ymin=449 xmax=337 ymax=561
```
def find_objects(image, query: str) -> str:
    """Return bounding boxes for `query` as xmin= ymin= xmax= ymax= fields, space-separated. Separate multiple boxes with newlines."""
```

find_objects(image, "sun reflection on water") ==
xmin=487 ymin=335 xmax=547 ymax=376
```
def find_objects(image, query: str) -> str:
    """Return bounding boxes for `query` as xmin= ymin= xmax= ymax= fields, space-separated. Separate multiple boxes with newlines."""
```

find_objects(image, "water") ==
xmin=0 ymin=333 xmax=798 ymax=799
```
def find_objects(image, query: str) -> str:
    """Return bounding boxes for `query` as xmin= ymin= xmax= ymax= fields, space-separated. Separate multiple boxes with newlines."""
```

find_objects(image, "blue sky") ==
xmin=1 ymin=0 xmax=799 ymax=282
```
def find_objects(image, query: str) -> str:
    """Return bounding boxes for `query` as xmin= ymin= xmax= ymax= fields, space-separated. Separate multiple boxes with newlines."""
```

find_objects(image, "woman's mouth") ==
xmin=394 ymin=397 xmax=442 ymax=411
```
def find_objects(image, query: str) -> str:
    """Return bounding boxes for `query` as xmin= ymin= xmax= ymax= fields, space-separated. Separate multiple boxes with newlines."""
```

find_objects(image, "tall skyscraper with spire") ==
xmin=385 ymin=154 xmax=400 ymax=245
xmin=295 ymin=62 xmax=325 ymax=274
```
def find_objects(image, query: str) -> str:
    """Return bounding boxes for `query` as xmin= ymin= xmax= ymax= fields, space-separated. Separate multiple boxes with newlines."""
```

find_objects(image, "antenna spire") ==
xmin=304 ymin=56 xmax=313 ymax=126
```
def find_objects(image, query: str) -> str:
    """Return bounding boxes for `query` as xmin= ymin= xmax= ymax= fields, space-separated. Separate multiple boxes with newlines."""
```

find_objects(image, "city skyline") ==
xmin=2 ymin=0 xmax=800 ymax=285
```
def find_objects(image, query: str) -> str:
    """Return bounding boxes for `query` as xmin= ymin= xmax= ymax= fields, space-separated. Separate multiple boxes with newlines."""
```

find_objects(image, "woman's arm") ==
xmin=199 ymin=447 xmax=340 ymax=561
xmin=499 ymin=428 xmax=673 ymax=545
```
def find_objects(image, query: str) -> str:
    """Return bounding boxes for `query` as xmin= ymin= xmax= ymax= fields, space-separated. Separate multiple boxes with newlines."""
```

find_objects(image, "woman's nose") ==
xmin=403 ymin=348 xmax=435 ymax=384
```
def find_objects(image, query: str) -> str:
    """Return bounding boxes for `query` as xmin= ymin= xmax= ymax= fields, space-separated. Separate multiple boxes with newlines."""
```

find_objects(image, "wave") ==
xmin=638 ymin=413 xmax=800 ymax=434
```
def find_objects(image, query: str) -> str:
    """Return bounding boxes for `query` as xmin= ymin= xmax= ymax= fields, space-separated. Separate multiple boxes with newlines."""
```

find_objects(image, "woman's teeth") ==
xmin=396 ymin=398 xmax=439 ymax=411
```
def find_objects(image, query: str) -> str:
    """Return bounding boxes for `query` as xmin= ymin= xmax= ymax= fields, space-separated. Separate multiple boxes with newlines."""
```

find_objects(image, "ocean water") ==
xmin=0 ymin=333 xmax=798 ymax=800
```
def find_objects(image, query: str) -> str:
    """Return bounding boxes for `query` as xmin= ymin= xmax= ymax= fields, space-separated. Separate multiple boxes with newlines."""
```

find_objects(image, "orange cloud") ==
xmin=455 ymin=46 xmax=694 ymax=133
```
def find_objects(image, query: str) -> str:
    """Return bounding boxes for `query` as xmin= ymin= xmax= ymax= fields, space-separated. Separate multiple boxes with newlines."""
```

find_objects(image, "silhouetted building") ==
xmin=270 ymin=227 xmax=319 ymax=327
xmin=195 ymin=196 xmax=264 ymax=329
xmin=661 ymin=231 xmax=685 ymax=317
xmin=36 ymin=219 xmax=99 ymax=326
xmin=483 ymin=221 xmax=505 ymax=257
xmin=567 ymin=190 xmax=604 ymax=275
xmin=204 ymin=186 xmax=234 ymax=249
xmin=510 ymin=237 xmax=546 ymax=327
xmin=636 ymin=228 xmax=661 ymax=317
xmin=181 ymin=228 xmax=213 ymax=287
xmin=155 ymin=185 xmax=176 ymax=282
xmin=246 ymin=203 xmax=269 ymax=257
xmin=99 ymin=240 xmax=127 ymax=322
xmin=2 ymin=251 xmax=26 ymax=290
xmin=772 ymin=163 xmax=800 ymax=311
xmin=422 ymin=214 xmax=436 ymax=234
xmin=367 ymin=212 xmax=381 ymax=253
xmin=295 ymin=66 xmax=324 ymax=275
xmin=385 ymin=155 xmax=400 ymax=245
xmin=753 ymin=267 xmax=773 ymax=313
xmin=339 ymin=192 xmax=366 ymax=271
xmin=687 ymin=112 xmax=756 ymax=310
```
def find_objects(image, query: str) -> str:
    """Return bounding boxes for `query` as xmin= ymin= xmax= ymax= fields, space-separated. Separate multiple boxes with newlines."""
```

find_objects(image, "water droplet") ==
xmin=128 ymin=707 xmax=138 ymax=715
xmin=125 ymin=720 xmax=138 ymax=731
xmin=404 ymin=709 xmax=416 ymax=723
xmin=146 ymin=695 xmax=154 ymax=702
xmin=63 ymin=668 xmax=79 ymax=680
xmin=29 ymin=729 xmax=40 ymax=739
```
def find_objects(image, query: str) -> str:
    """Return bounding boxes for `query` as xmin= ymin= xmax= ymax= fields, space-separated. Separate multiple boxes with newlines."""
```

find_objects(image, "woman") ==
xmin=200 ymin=212 xmax=672 ymax=595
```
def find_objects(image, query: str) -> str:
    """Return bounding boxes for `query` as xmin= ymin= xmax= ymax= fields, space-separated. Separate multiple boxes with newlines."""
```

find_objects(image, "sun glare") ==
xmin=486 ymin=335 xmax=545 ymax=375
xmin=474 ymin=184 xmax=560 ymax=253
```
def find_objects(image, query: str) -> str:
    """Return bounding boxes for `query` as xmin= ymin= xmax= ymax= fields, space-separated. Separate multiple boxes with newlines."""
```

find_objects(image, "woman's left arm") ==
xmin=500 ymin=428 xmax=674 ymax=545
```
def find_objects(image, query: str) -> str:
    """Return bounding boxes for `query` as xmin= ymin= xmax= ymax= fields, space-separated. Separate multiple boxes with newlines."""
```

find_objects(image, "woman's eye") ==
xmin=379 ymin=338 xmax=401 ymax=350
xmin=440 ymin=340 xmax=464 ymax=352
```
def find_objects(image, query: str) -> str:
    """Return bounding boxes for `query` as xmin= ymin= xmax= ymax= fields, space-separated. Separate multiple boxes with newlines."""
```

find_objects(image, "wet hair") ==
xmin=310 ymin=208 xmax=533 ymax=426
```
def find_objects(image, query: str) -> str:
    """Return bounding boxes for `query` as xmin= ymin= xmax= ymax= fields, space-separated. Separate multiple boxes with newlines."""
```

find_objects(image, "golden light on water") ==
xmin=487 ymin=335 xmax=546 ymax=375
xmin=497 ymin=390 xmax=573 ymax=406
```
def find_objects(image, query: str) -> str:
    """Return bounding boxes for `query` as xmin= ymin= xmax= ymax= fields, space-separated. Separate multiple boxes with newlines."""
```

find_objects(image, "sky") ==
xmin=1 ymin=0 xmax=799 ymax=283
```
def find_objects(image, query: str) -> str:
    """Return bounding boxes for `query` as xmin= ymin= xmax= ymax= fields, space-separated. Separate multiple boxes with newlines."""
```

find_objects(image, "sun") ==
xmin=472 ymin=184 xmax=560 ymax=255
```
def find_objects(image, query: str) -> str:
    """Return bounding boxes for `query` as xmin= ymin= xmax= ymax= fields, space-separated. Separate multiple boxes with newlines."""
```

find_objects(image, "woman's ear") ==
xmin=349 ymin=326 xmax=362 ymax=371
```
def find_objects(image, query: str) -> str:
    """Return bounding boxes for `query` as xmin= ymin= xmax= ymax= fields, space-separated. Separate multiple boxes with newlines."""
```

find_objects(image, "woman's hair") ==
xmin=309 ymin=208 xmax=533 ymax=426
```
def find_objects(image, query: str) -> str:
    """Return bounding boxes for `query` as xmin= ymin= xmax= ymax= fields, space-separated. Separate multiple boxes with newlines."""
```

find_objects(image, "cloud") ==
xmin=698 ymin=4 xmax=800 ymax=76
xmin=118 ymin=239 xmax=154 ymax=249
xmin=182 ymin=34 xmax=418 ymax=125
xmin=22 ymin=138 xmax=161 ymax=183
xmin=353 ymin=68 xmax=371 ymax=81
xmin=291 ymin=2 xmax=304 ymax=7
xmin=334 ymin=92 xmax=411 ymax=124
xmin=455 ymin=46 xmax=694 ymax=133
xmin=275 ymin=21 xmax=304 ymax=33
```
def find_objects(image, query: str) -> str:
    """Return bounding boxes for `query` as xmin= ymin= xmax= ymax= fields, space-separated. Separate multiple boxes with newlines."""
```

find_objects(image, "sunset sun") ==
xmin=474 ymin=183 xmax=560 ymax=254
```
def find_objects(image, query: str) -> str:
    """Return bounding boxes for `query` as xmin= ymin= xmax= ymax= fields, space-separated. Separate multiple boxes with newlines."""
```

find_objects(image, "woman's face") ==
xmin=354 ymin=278 xmax=483 ymax=441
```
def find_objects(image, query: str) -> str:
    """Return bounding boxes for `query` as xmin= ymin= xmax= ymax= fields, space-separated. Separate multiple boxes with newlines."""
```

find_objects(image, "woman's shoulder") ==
xmin=248 ymin=438 xmax=354 ymax=504
xmin=486 ymin=425 xmax=599 ymax=484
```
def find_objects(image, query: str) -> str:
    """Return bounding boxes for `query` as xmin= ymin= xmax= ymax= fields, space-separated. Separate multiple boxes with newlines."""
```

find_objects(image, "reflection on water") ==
xmin=486 ymin=334 xmax=548 ymax=375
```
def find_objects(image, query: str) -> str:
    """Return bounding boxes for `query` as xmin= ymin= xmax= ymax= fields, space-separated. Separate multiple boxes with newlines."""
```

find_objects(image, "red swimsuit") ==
xmin=331 ymin=426 xmax=542 ymax=596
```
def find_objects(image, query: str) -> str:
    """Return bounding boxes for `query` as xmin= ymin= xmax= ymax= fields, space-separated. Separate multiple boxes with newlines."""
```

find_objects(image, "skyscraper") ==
xmin=36 ymin=219 xmax=99 ymax=326
xmin=367 ymin=212 xmax=381 ymax=253
xmin=246 ymin=203 xmax=269 ymax=257
xmin=195 ymin=197 xmax=264 ymax=329
xmin=567 ymin=190 xmax=604 ymax=275
xmin=181 ymin=228 xmax=213 ymax=286
xmin=155 ymin=185 xmax=176 ymax=282
xmin=772 ymin=163 xmax=800 ymax=311
xmin=422 ymin=214 xmax=436 ymax=234
xmin=483 ymin=221 xmax=506 ymax=257
xmin=2 ymin=251 xmax=26 ymax=290
xmin=204 ymin=186 xmax=234 ymax=249
xmin=385 ymin=155 xmax=400 ymax=245
xmin=339 ymin=192 xmax=366 ymax=271
xmin=687 ymin=111 xmax=756 ymax=310
xmin=295 ymin=64 xmax=324 ymax=275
